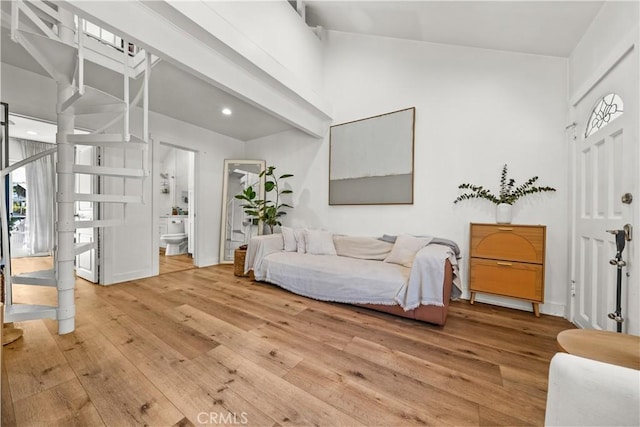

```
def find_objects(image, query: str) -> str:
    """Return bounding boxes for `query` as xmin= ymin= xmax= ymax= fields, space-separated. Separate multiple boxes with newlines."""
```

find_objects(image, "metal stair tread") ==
xmin=4 ymin=304 xmax=58 ymax=322
xmin=67 ymin=133 xmax=147 ymax=148
xmin=74 ymin=242 xmax=96 ymax=255
xmin=15 ymin=29 xmax=76 ymax=84
xmin=72 ymin=164 xmax=146 ymax=178
xmin=75 ymin=219 xmax=122 ymax=229
xmin=11 ymin=269 xmax=57 ymax=286
xmin=74 ymin=193 xmax=143 ymax=204
xmin=64 ymin=86 xmax=125 ymax=114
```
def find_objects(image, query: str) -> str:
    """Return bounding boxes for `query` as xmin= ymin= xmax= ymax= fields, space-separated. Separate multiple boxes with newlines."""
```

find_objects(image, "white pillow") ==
xmin=281 ymin=226 xmax=297 ymax=252
xmin=294 ymin=228 xmax=307 ymax=254
xmin=384 ymin=234 xmax=431 ymax=268
xmin=305 ymin=229 xmax=337 ymax=256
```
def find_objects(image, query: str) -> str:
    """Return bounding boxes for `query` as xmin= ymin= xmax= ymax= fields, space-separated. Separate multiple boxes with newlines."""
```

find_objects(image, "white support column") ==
xmin=56 ymin=7 xmax=76 ymax=335
xmin=143 ymin=52 xmax=149 ymax=142
xmin=77 ymin=18 xmax=85 ymax=95
xmin=0 ymin=177 xmax=13 ymax=307
xmin=10 ymin=0 xmax=19 ymax=42
xmin=296 ymin=0 xmax=306 ymax=21
xmin=141 ymin=51 xmax=150 ymax=204
xmin=123 ymin=41 xmax=130 ymax=141
xmin=122 ymin=40 xmax=131 ymax=220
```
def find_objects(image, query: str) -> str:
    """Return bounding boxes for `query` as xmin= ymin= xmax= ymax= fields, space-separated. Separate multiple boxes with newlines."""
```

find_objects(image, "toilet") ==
xmin=161 ymin=219 xmax=188 ymax=256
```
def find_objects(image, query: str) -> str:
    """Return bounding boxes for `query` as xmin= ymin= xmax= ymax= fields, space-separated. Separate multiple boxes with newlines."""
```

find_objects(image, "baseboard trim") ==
xmin=467 ymin=293 xmax=566 ymax=318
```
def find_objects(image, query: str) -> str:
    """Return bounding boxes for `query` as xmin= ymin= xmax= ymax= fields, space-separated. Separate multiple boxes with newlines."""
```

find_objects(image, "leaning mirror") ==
xmin=219 ymin=159 xmax=266 ymax=264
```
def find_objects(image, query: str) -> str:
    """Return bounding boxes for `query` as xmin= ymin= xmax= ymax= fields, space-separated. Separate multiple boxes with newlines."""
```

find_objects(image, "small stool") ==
xmin=234 ymin=249 xmax=248 ymax=277
xmin=557 ymin=329 xmax=640 ymax=370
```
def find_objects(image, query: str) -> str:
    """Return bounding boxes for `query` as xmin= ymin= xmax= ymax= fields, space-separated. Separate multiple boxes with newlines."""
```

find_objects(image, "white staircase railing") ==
xmin=2 ymin=0 xmax=151 ymax=334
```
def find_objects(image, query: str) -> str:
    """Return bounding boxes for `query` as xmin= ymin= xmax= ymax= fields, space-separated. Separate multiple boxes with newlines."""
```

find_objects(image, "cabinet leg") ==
xmin=532 ymin=303 xmax=540 ymax=317
xmin=470 ymin=292 xmax=476 ymax=305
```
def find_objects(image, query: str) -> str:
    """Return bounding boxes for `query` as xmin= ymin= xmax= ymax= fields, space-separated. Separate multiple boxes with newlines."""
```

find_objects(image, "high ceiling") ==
xmin=306 ymin=1 xmax=604 ymax=57
xmin=2 ymin=1 xmax=605 ymax=142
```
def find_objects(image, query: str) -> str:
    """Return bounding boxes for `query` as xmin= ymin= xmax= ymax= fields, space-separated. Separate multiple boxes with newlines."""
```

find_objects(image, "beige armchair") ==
xmin=545 ymin=352 xmax=640 ymax=426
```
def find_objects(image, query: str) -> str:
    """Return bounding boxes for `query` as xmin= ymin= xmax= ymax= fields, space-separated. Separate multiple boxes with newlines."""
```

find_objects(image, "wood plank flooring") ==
xmin=159 ymin=249 xmax=195 ymax=275
xmin=2 ymin=262 xmax=574 ymax=426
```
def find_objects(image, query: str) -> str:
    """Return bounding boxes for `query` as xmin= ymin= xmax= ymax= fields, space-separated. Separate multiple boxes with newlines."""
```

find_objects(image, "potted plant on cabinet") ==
xmin=235 ymin=165 xmax=294 ymax=234
xmin=454 ymin=164 xmax=556 ymax=223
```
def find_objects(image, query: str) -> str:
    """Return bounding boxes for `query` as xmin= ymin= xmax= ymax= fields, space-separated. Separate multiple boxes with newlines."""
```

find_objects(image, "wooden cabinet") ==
xmin=469 ymin=223 xmax=546 ymax=316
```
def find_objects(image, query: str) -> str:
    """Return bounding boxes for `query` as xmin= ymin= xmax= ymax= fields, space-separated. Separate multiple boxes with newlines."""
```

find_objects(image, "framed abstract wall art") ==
xmin=329 ymin=107 xmax=415 ymax=205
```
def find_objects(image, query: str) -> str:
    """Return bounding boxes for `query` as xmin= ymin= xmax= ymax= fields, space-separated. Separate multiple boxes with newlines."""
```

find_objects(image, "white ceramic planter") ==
xmin=496 ymin=203 xmax=513 ymax=224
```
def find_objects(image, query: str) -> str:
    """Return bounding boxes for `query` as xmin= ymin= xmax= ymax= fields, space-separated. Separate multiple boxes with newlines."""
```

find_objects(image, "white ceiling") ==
xmin=147 ymin=62 xmax=295 ymax=141
xmin=2 ymin=1 xmax=605 ymax=142
xmin=306 ymin=1 xmax=604 ymax=57
xmin=7 ymin=114 xmax=58 ymax=144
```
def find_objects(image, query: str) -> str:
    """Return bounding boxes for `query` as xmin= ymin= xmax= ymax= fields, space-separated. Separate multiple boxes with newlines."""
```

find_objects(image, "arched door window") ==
xmin=585 ymin=93 xmax=624 ymax=138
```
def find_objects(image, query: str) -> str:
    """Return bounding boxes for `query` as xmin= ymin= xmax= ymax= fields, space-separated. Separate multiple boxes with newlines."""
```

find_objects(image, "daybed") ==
xmin=245 ymin=230 xmax=462 ymax=325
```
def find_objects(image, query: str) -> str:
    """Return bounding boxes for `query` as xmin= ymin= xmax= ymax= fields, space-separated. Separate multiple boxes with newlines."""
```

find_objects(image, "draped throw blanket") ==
xmin=394 ymin=243 xmax=462 ymax=310
xmin=246 ymin=234 xmax=462 ymax=310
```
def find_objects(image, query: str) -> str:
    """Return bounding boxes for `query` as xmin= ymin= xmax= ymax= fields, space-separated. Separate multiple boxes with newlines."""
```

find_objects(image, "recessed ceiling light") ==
xmin=221 ymin=108 xmax=232 ymax=116
xmin=26 ymin=130 xmax=39 ymax=135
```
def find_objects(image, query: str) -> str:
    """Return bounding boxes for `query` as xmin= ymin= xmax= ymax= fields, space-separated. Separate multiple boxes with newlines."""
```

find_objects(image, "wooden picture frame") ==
xmin=329 ymin=107 xmax=415 ymax=205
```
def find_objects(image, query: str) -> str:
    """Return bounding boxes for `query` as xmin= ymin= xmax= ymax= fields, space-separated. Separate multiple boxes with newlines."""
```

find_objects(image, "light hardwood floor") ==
xmin=2 ymin=262 xmax=574 ymax=426
xmin=159 ymin=249 xmax=196 ymax=275
xmin=9 ymin=250 xmax=195 ymax=277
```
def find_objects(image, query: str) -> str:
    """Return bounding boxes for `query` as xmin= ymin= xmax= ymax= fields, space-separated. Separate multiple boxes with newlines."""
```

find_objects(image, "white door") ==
xmin=74 ymin=145 xmax=98 ymax=283
xmin=571 ymin=45 xmax=638 ymax=333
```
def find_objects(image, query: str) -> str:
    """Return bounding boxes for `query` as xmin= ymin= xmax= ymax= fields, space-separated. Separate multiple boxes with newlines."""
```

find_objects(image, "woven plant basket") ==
xmin=234 ymin=249 xmax=248 ymax=277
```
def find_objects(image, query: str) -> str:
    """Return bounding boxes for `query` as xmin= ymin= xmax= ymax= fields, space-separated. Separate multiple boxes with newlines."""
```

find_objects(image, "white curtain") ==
xmin=18 ymin=139 xmax=55 ymax=255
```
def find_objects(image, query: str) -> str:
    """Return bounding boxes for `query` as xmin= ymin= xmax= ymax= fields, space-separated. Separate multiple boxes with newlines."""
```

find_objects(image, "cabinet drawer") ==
xmin=471 ymin=224 xmax=545 ymax=263
xmin=470 ymin=258 xmax=543 ymax=302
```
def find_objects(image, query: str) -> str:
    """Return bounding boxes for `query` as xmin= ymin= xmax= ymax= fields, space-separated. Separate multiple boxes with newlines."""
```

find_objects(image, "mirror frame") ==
xmin=219 ymin=159 xmax=266 ymax=264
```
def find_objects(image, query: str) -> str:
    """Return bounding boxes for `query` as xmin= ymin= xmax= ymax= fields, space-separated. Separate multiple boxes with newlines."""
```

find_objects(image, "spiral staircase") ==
xmin=1 ymin=0 xmax=152 ymax=334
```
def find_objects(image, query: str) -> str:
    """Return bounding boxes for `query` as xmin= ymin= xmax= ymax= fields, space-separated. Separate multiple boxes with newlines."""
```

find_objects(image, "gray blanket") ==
xmin=379 ymin=234 xmax=461 ymax=258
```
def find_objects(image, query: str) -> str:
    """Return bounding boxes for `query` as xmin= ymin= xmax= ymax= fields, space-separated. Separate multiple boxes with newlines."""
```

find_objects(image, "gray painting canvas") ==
xmin=329 ymin=107 xmax=415 ymax=205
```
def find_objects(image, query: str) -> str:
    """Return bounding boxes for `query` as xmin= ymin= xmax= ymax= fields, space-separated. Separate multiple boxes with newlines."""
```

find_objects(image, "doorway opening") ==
xmin=5 ymin=114 xmax=94 ymax=280
xmin=157 ymin=142 xmax=196 ymax=275
xmin=6 ymin=115 xmax=57 ymax=263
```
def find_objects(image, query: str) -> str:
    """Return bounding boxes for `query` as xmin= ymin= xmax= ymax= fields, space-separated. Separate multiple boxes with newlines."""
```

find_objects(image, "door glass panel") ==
xmin=585 ymin=93 xmax=624 ymax=138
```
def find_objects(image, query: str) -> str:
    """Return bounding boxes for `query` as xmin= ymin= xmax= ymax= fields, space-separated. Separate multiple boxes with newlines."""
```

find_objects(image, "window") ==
xmin=73 ymin=16 xmax=138 ymax=56
xmin=585 ymin=93 xmax=624 ymax=138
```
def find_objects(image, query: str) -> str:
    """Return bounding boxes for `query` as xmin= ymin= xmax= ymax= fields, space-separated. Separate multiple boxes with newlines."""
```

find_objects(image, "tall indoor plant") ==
xmin=454 ymin=164 xmax=556 ymax=223
xmin=235 ymin=165 xmax=293 ymax=233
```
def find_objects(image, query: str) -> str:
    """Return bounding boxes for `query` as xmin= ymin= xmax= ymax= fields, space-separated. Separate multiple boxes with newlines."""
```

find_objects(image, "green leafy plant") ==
xmin=235 ymin=165 xmax=294 ymax=233
xmin=454 ymin=164 xmax=556 ymax=205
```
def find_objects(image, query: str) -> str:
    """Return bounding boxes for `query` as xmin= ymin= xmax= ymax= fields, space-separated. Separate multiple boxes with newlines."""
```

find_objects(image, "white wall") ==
xmin=189 ymin=0 xmax=324 ymax=96
xmin=174 ymin=149 xmax=190 ymax=212
xmin=1 ymin=64 xmax=58 ymax=123
xmin=569 ymin=1 xmax=639 ymax=98
xmin=158 ymin=147 xmax=191 ymax=215
xmin=247 ymin=31 xmax=569 ymax=316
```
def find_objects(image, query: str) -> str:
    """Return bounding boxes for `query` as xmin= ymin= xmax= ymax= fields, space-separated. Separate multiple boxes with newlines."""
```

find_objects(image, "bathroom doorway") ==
xmin=157 ymin=142 xmax=196 ymax=274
